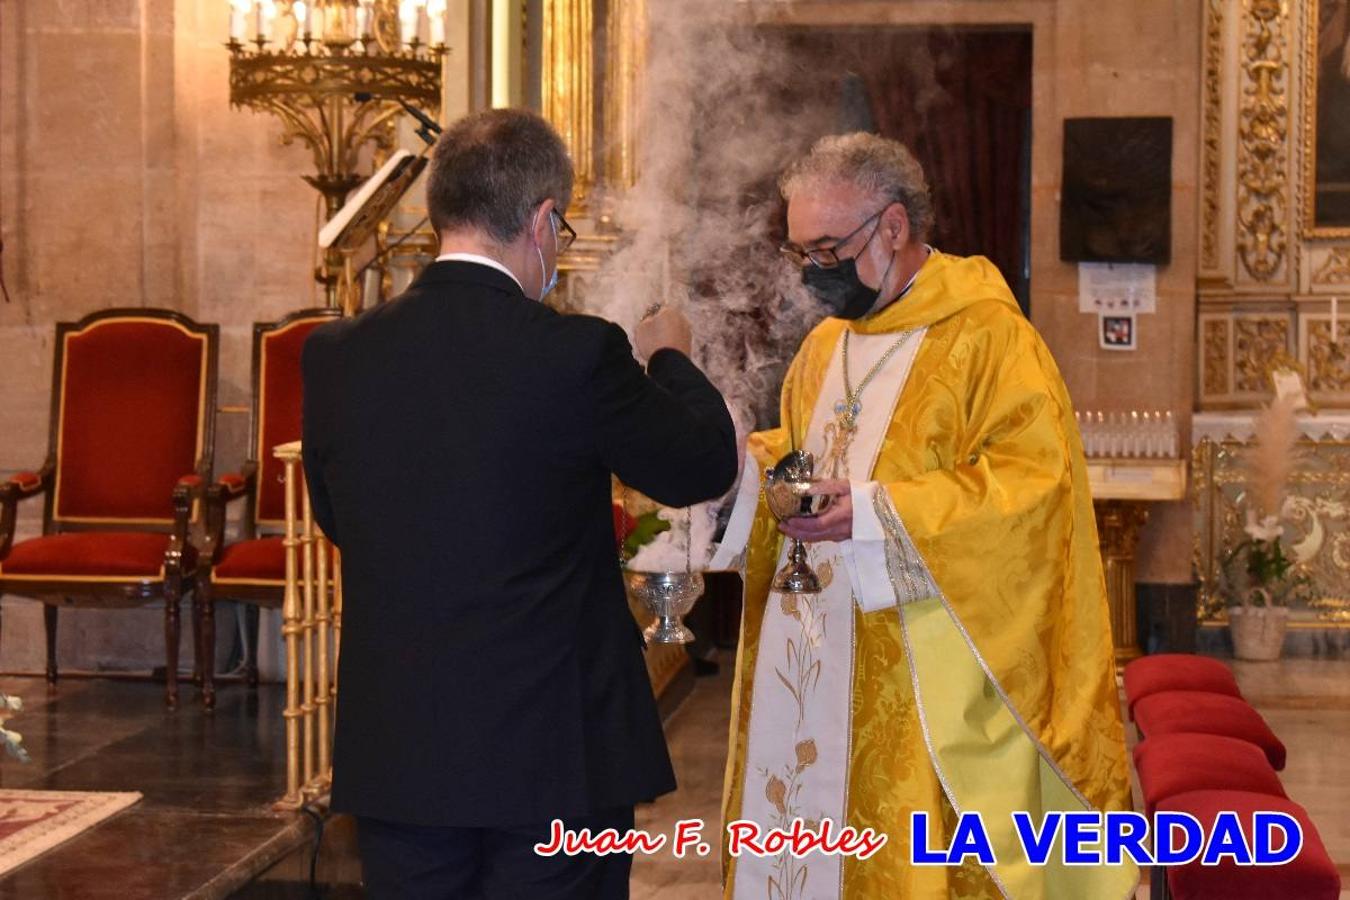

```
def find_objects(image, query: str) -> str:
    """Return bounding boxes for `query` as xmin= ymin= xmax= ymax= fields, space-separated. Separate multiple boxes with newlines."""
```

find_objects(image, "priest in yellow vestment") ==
xmin=709 ymin=134 xmax=1137 ymax=899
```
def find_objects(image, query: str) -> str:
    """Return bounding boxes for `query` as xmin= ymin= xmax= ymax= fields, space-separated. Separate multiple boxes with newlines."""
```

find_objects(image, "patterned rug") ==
xmin=0 ymin=789 xmax=141 ymax=876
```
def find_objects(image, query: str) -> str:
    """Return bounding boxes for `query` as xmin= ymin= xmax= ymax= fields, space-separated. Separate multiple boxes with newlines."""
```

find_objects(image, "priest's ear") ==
xmin=881 ymin=202 xmax=912 ymax=249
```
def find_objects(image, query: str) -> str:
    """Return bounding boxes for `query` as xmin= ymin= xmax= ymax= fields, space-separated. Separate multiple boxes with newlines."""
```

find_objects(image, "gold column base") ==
xmin=1094 ymin=499 xmax=1150 ymax=666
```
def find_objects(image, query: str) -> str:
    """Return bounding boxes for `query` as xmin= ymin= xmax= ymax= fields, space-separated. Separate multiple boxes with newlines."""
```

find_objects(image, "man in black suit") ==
xmin=301 ymin=109 xmax=738 ymax=898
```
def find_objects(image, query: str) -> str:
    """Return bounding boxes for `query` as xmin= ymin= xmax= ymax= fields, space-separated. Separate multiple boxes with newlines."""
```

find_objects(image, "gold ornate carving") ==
xmin=1300 ymin=0 xmax=1350 ymax=239
xmin=1204 ymin=317 xmax=1231 ymax=396
xmin=1093 ymin=500 xmax=1150 ymax=662
xmin=1236 ymin=0 xmax=1291 ymax=282
xmin=229 ymin=54 xmax=441 ymax=188
xmin=604 ymin=0 xmax=647 ymax=191
xmin=542 ymin=0 xmax=595 ymax=211
xmin=1194 ymin=437 xmax=1350 ymax=623
xmin=1233 ymin=315 xmax=1291 ymax=391
xmin=1312 ymin=247 xmax=1350 ymax=284
xmin=1202 ymin=0 xmax=1225 ymax=270
xmin=1306 ymin=319 xmax=1350 ymax=392
xmin=228 ymin=18 xmax=444 ymax=309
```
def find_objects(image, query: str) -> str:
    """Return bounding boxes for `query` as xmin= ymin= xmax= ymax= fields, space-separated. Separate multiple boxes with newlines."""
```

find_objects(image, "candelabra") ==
xmin=227 ymin=0 xmax=445 ymax=309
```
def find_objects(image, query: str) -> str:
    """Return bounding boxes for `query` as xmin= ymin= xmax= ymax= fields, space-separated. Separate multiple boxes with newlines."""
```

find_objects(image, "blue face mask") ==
xmin=535 ymin=212 xmax=559 ymax=301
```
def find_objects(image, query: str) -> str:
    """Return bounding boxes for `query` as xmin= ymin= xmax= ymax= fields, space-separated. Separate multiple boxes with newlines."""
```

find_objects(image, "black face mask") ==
xmin=802 ymin=250 xmax=898 ymax=320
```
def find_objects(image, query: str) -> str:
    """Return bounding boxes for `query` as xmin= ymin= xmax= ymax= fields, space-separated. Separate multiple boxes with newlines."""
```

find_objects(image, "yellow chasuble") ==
xmin=719 ymin=251 xmax=1136 ymax=899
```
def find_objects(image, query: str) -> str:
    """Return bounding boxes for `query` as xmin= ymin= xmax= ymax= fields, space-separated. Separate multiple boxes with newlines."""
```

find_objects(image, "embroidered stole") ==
xmin=731 ymin=326 xmax=926 ymax=900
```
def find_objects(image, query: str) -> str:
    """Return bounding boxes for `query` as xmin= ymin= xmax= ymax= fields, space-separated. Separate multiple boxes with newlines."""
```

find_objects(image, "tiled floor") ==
xmin=629 ymin=667 xmax=730 ymax=900
xmin=0 ymin=655 xmax=1345 ymax=898
xmin=0 ymin=676 xmax=310 ymax=899
xmin=1226 ymin=658 xmax=1350 ymax=897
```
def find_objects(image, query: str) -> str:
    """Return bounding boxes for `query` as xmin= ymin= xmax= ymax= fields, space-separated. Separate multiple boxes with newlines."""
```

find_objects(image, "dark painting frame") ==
xmin=1060 ymin=117 xmax=1173 ymax=265
xmin=1303 ymin=0 xmax=1350 ymax=237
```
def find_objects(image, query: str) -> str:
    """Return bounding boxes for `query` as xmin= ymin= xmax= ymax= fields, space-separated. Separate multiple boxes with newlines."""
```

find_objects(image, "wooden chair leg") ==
xmin=191 ymin=597 xmax=203 ymax=687
xmin=246 ymin=605 xmax=260 ymax=689
xmin=44 ymin=605 xmax=58 ymax=685
xmin=198 ymin=581 xmax=216 ymax=711
xmin=164 ymin=586 xmax=180 ymax=709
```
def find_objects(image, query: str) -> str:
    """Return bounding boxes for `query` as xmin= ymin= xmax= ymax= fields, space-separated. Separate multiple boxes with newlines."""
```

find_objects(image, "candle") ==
xmin=261 ymin=0 xmax=277 ymax=44
xmin=429 ymin=0 xmax=446 ymax=46
xmin=229 ymin=0 xmax=251 ymax=41
xmin=355 ymin=5 xmax=368 ymax=42
xmin=400 ymin=0 xmax=418 ymax=45
xmin=297 ymin=0 xmax=309 ymax=37
xmin=254 ymin=0 xmax=264 ymax=41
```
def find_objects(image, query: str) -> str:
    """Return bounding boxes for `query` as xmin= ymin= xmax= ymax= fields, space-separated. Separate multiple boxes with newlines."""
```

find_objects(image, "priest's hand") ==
xmin=779 ymin=478 xmax=853 ymax=543
xmin=636 ymin=307 xmax=692 ymax=359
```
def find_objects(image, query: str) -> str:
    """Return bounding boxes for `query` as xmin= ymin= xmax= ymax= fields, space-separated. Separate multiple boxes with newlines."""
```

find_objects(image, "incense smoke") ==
xmin=581 ymin=0 xmax=857 ymax=435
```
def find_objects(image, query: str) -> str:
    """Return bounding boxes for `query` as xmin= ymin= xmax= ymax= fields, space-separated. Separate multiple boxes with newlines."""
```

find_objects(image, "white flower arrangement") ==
xmin=626 ymin=500 xmax=719 ymax=573
xmin=0 ymin=693 xmax=29 ymax=763
xmin=1215 ymin=394 xmax=1312 ymax=613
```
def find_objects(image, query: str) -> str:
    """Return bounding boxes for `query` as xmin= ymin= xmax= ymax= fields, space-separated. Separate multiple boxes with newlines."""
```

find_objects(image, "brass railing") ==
xmin=274 ymin=440 xmax=341 ymax=810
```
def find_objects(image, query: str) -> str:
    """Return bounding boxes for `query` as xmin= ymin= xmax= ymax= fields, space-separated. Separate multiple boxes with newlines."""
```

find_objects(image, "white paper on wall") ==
xmin=1078 ymin=262 xmax=1157 ymax=314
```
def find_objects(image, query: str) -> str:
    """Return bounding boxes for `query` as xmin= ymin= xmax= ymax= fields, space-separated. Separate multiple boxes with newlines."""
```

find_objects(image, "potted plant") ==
xmin=1218 ymin=394 xmax=1312 ymax=661
xmin=1220 ymin=512 xmax=1313 ymax=660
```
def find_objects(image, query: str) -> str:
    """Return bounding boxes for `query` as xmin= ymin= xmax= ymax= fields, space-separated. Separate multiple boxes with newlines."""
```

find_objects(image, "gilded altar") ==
xmin=1198 ymin=0 xmax=1350 ymax=409
xmin=1192 ymin=414 xmax=1350 ymax=628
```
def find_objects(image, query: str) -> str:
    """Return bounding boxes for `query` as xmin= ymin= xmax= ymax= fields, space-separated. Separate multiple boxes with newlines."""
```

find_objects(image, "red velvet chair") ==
xmin=1123 ymin=653 xmax=1242 ymax=719
xmin=1133 ymin=733 xmax=1285 ymax=817
xmin=1160 ymin=790 xmax=1340 ymax=900
xmin=0 ymin=309 xmax=218 ymax=707
xmin=1133 ymin=691 xmax=1287 ymax=770
xmin=197 ymin=308 xmax=339 ymax=709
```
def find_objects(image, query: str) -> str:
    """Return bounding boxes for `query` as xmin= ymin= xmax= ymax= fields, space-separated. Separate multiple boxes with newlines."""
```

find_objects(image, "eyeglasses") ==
xmin=779 ymin=204 xmax=889 ymax=269
xmin=552 ymin=210 xmax=577 ymax=255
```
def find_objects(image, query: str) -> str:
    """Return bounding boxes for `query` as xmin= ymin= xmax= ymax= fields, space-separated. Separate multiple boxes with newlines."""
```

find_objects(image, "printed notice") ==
xmin=1078 ymin=262 xmax=1157 ymax=314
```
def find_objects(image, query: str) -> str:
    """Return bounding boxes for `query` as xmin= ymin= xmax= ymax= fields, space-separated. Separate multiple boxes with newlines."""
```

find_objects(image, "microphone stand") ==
xmin=353 ymin=93 xmax=443 ymax=147
xmin=345 ymin=94 xmax=443 ymax=300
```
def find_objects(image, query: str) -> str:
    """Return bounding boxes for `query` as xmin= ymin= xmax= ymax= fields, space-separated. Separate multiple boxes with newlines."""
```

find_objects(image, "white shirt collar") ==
xmin=435 ymin=252 xmax=524 ymax=292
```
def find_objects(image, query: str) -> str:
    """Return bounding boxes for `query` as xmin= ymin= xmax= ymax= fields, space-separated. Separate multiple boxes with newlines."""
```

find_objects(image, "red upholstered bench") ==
xmin=1123 ymin=654 xmax=1241 ymax=719
xmin=1160 ymin=790 xmax=1341 ymax=900
xmin=1133 ymin=691 xmax=1286 ymax=770
xmin=1134 ymin=733 xmax=1285 ymax=816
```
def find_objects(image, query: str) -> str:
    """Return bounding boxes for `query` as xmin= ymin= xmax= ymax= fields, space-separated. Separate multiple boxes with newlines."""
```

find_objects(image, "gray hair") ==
xmin=427 ymin=109 xmax=574 ymax=244
xmin=780 ymin=133 xmax=935 ymax=242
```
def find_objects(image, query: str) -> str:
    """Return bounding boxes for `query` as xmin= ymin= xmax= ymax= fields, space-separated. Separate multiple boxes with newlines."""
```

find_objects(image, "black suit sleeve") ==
xmin=301 ymin=330 xmax=341 ymax=546
xmin=588 ymin=322 xmax=738 ymax=508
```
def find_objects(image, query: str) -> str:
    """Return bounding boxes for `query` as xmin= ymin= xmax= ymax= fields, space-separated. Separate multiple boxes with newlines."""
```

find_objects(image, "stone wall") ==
xmin=1037 ymin=0 xmax=1200 ymax=585
xmin=0 ymin=0 xmax=315 ymax=674
xmin=0 ymin=0 xmax=1203 ymax=677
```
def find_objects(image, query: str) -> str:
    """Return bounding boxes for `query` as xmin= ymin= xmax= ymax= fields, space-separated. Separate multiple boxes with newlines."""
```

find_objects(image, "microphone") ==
xmin=354 ymin=92 xmax=442 ymax=146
